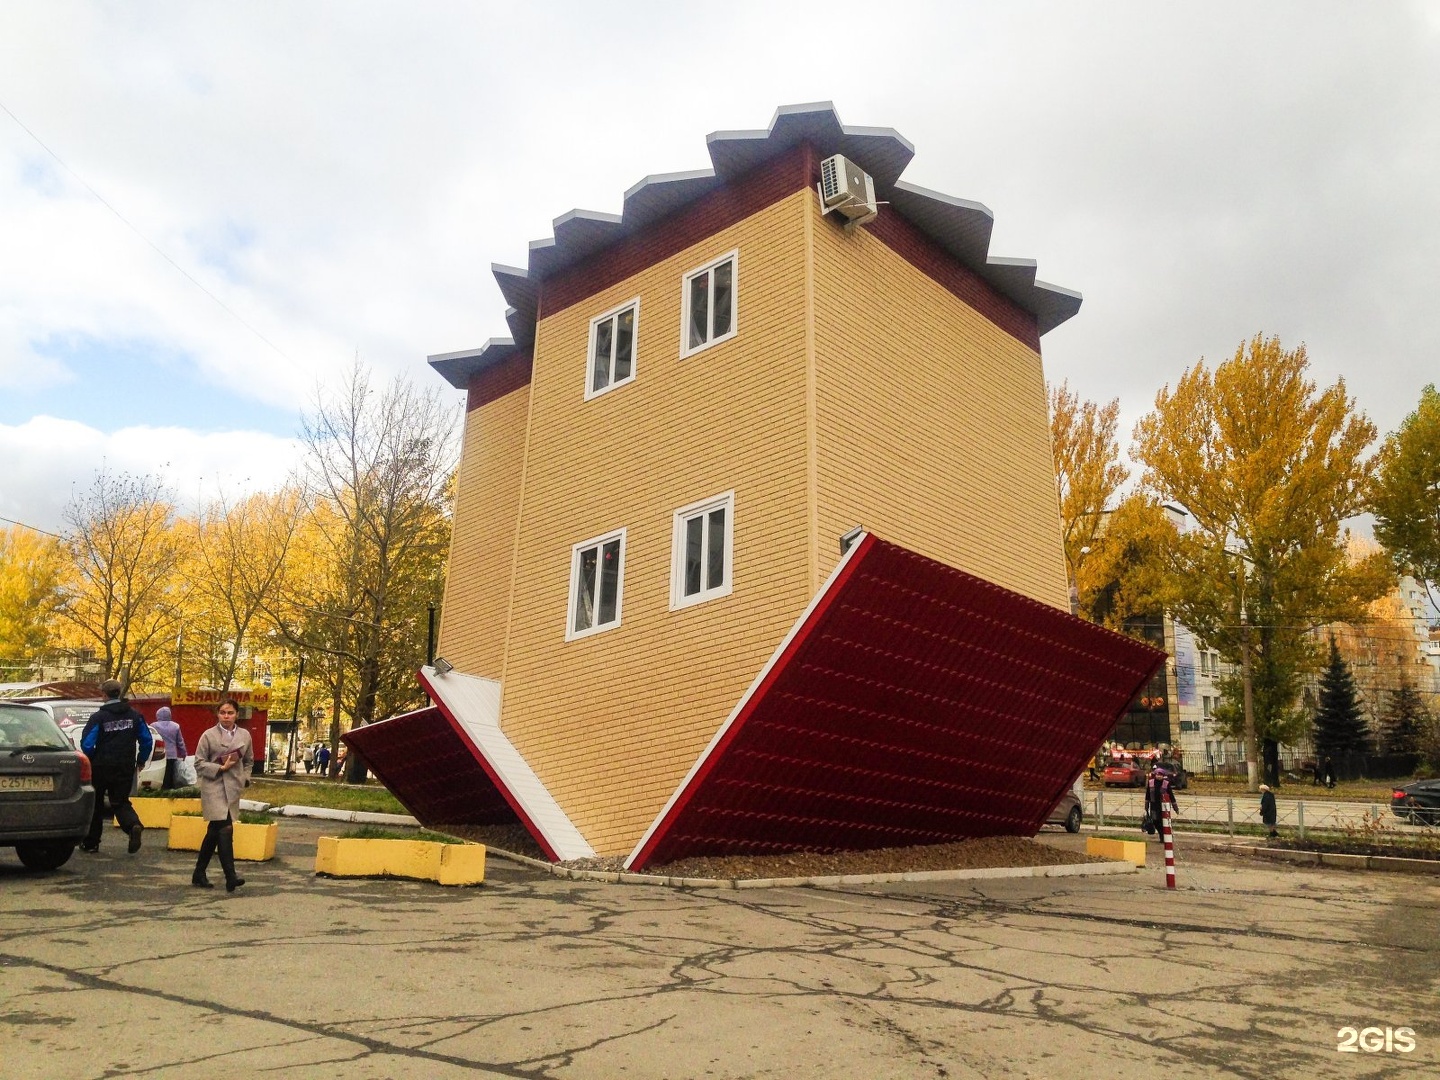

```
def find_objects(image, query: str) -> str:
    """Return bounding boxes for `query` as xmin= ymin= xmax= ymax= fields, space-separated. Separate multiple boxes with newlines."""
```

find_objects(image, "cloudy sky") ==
xmin=2 ymin=1 xmax=1437 ymax=533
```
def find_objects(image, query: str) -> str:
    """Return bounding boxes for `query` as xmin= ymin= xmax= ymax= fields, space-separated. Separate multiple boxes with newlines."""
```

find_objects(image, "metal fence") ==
xmin=1084 ymin=789 xmax=1438 ymax=842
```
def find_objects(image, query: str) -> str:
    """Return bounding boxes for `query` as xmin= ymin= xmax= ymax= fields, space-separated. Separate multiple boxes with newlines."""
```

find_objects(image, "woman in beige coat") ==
xmin=191 ymin=699 xmax=254 ymax=892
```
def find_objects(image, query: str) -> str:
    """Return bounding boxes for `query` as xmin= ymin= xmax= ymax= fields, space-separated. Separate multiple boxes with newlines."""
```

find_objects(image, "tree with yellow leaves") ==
xmin=1371 ymin=384 xmax=1440 ymax=606
xmin=1073 ymin=493 xmax=1180 ymax=631
xmin=186 ymin=486 xmax=303 ymax=692
xmin=0 ymin=524 xmax=67 ymax=677
xmin=1050 ymin=381 xmax=1129 ymax=600
xmin=1324 ymin=539 xmax=1433 ymax=738
xmin=1133 ymin=334 xmax=1390 ymax=790
xmin=270 ymin=364 xmax=455 ymax=781
xmin=60 ymin=470 xmax=187 ymax=690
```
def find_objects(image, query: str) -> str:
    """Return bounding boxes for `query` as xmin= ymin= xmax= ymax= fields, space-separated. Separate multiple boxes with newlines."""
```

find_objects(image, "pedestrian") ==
xmin=302 ymin=743 xmax=315 ymax=774
xmin=1322 ymin=755 xmax=1336 ymax=790
xmin=1145 ymin=764 xmax=1180 ymax=836
xmin=1259 ymin=783 xmax=1278 ymax=839
xmin=78 ymin=679 xmax=153 ymax=855
xmin=152 ymin=706 xmax=188 ymax=790
xmin=191 ymin=698 xmax=254 ymax=892
xmin=316 ymin=744 xmax=330 ymax=778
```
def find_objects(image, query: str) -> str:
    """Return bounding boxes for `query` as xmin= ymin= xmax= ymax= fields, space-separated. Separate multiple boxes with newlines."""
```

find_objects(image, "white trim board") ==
xmin=419 ymin=665 xmax=595 ymax=861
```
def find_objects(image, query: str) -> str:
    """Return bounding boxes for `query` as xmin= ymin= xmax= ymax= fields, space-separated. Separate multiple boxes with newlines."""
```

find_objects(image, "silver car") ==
xmin=0 ymin=702 xmax=96 ymax=870
xmin=1044 ymin=778 xmax=1085 ymax=833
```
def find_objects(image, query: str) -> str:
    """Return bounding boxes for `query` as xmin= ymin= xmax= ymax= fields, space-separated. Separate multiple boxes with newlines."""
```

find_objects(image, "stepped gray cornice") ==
xmin=433 ymin=103 xmax=1079 ymax=388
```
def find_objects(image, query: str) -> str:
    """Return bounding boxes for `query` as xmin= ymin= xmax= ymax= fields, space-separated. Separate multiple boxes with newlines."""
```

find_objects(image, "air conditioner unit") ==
xmin=819 ymin=154 xmax=877 ymax=225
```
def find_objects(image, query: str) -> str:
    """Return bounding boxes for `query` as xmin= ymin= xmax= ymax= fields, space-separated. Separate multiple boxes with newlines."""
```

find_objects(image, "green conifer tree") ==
xmin=1379 ymin=671 xmax=1429 ymax=757
xmin=1312 ymin=636 xmax=1370 ymax=757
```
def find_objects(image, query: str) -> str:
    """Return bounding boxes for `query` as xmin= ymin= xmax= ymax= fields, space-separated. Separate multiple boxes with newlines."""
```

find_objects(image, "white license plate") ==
xmin=0 ymin=775 xmax=55 ymax=792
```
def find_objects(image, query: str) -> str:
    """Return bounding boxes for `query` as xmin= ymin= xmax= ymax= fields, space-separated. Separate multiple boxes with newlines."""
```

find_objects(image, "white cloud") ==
xmin=0 ymin=416 xmax=301 ymax=533
xmin=1 ymin=1 xmax=1438 ymax=529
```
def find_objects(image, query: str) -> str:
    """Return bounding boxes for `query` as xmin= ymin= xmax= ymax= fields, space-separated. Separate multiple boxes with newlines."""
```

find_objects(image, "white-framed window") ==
xmin=1202 ymin=695 xmax=1214 ymax=718
xmin=670 ymin=491 xmax=734 ymax=609
xmin=680 ymin=250 xmax=737 ymax=358
xmin=585 ymin=298 xmax=639 ymax=400
xmin=566 ymin=528 xmax=626 ymax=641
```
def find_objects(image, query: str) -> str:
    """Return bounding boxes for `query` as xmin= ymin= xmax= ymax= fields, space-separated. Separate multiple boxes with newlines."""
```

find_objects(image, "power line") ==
xmin=0 ymin=96 xmax=292 ymax=364
xmin=0 ymin=515 xmax=64 ymax=539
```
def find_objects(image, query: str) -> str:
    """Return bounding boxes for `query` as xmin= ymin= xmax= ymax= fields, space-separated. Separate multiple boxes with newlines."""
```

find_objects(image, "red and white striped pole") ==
xmin=1162 ymin=805 xmax=1176 ymax=889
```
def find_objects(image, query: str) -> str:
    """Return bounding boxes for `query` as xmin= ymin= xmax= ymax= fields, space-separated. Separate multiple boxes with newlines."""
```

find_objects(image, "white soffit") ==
xmin=418 ymin=665 xmax=595 ymax=861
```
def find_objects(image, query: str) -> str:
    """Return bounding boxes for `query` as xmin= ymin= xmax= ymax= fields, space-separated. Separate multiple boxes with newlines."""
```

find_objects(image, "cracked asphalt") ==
xmin=1 ymin=820 xmax=1435 ymax=1079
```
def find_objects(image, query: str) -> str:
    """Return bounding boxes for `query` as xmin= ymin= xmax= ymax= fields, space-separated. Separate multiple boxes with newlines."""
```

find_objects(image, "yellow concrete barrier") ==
xmin=315 ymin=837 xmax=485 ymax=886
xmin=1086 ymin=836 xmax=1147 ymax=867
xmin=437 ymin=843 xmax=488 ymax=886
xmin=167 ymin=814 xmax=207 ymax=850
xmin=233 ymin=822 xmax=277 ymax=861
xmin=116 ymin=797 xmax=203 ymax=830
xmin=167 ymin=816 xmax=277 ymax=861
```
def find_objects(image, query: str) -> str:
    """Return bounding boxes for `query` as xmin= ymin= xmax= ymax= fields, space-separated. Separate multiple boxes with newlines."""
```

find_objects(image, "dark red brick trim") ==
xmin=466 ymin=350 xmax=533 ymax=412
xmin=863 ymin=212 xmax=1041 ymax=352
xmin=539 ymin=144 xmax=818 ymax=319
xmin=535 ymin=141 xmax=1038 ymax=352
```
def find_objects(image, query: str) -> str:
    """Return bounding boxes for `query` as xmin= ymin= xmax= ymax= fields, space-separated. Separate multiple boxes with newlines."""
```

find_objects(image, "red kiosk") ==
xmin=132 ymin=688 xmax=271 ymax=773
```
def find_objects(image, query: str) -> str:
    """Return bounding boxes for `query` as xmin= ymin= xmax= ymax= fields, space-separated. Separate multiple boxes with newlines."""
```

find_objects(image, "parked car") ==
xmin=29 ymin=700 xmax=167 ymax=790
xmin=1045 ymin=780 xmax=1084 ymax=833
xmin=1390 ymin=779 xmax=1440 ymax=826
xmin=1102 ymin=761 xmax=1145 ymax=787
xmin=0 ymin=702 xmax=96 ymax=870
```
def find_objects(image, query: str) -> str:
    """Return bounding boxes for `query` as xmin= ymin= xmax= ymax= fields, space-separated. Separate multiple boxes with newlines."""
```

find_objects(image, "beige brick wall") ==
xmin=437 ymin=381 xmax=531 ymax=680
xmin=810 ymin=202 xmax=1070 ymax=609
xmin=500 ymin=191 xmax=815 ymax=854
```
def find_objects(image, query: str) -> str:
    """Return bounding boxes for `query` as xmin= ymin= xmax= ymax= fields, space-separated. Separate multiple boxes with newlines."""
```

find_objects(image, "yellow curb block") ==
xmin=115 ymin=798 xmax=202 ymax=830
xmin=314 ymin=837 xmax=485 ymax=886
xmin=167 ymin=816 xmax=277 ymax=861
xmin=1086 ymin=836 xmax=1147 ymax=867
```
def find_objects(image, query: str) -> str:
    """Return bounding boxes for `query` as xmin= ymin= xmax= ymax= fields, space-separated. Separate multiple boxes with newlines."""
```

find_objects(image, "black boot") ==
xmin=218 ymin=825 xmax=244 ymax=893
xmin=193 ymin=823 xmax=219 ymax=887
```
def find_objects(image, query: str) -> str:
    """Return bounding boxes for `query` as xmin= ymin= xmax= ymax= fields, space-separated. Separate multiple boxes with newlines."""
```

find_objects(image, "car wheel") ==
xmin=15 ymin=841 xmax=77 ymax=871
xmin=1065 ymin=806 xmax=1082 ymax=833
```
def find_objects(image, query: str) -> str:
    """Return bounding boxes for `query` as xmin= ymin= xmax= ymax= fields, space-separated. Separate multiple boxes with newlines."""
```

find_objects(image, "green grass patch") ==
xmin=246 ymin=779 xmax=406 ymax=815
xmin=134 ymin=786 xmax=200 ymax=799
xmin=338 ymin=825 xmax=467 ymax=845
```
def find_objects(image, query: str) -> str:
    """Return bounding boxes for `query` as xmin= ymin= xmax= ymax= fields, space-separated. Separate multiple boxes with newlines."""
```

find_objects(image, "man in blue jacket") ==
xmin=79 ymin=679 xmax=153 ymax=854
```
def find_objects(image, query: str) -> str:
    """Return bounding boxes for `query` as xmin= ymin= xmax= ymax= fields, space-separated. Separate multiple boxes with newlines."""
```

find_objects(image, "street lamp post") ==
xmin=1227 ymin=550 xmax=1260 ymax=792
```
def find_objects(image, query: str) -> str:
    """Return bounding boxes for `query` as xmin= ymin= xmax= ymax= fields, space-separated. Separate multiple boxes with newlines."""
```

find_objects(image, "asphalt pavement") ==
xmin=1 ymin=818 xmax=1436 ymax=1079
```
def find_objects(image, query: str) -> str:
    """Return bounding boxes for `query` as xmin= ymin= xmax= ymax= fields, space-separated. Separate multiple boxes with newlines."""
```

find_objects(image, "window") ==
xmin=670 ymin=492 xmax=734 ymax=608
xmin=566 ymin=528 xmax=626 ymax=640
xmin=585 ymin=299 xmax=639 ymax=400
xmin=680 ymin=251 xmax=737 ymax=357
xmin=1202 ymin=695 xmax=1214 ymax=718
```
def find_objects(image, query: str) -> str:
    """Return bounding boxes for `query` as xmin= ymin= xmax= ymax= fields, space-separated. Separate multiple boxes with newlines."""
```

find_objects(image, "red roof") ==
xmin=627 ymin=534 xmax=1164 ymax=869
xmin=343 ymin=706 xmax=523 ymax=834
